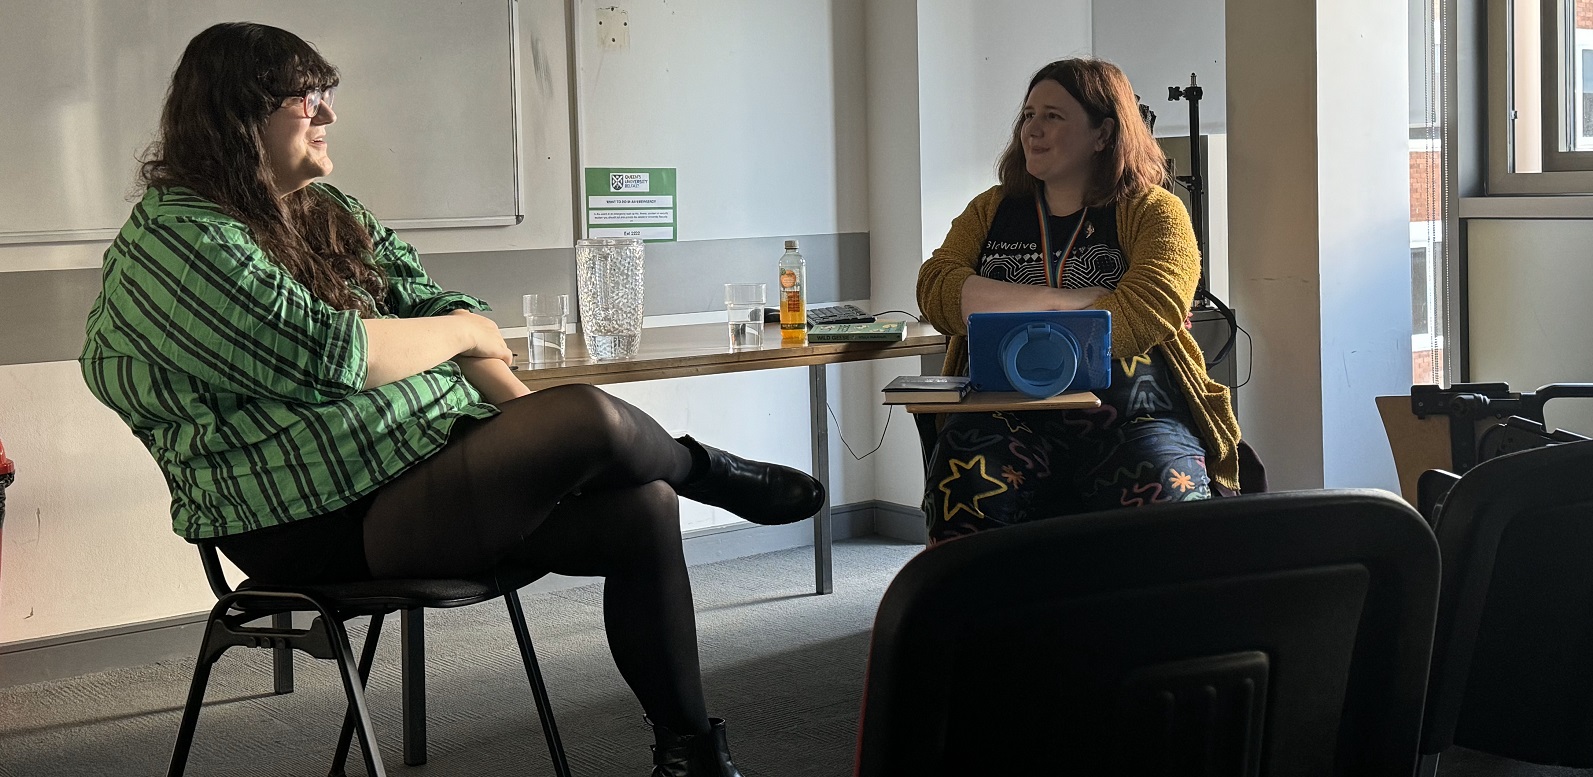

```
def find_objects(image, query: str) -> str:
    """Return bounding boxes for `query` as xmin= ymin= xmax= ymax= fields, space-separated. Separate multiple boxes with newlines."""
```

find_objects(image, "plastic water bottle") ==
xmin=778 ymin=239 xmax=807 ymax=344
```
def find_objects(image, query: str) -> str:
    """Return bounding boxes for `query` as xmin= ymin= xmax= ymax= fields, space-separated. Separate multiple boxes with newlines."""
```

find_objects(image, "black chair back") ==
xmin=856 ymin=489 xmax=1438 ymax=777
xmin=1420 ymin=438 xmax=1593 ymax=766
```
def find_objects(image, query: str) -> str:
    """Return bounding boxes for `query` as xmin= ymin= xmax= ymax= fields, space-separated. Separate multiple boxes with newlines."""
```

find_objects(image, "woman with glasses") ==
xmin=79 ymin=22 xmax=814 ymax=776
xmin=916 ymin=58 xmax=1244 ymax=543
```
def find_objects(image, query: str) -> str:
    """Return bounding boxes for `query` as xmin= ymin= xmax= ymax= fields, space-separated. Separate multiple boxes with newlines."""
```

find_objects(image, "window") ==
xmin=1488 ymin=0 xmax=1593 ymax=191
xmin=1410 ymin=243 xmax=1446 ymax=383
xmin=1413 ymin=0 xmax=1450 ymax=384
xmin=1576 ymin=33 xmax=1593 ymax=148
xmin=1412 ymin=248 xmax=1432 ymax=337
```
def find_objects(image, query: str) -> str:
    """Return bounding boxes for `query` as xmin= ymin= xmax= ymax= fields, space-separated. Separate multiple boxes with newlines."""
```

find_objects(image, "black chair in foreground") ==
xmin=1417 ymin=439 xmax=1593 ymax=775
xmin=168 ymin=542 xmax=570 ymax=777
xmin=855 ymin=489 xmax=1439 ymax=777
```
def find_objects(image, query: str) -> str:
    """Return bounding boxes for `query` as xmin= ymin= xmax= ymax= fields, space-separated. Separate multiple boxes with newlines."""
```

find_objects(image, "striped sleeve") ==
xmin=96 ymin=213 xmax=369 ymax=404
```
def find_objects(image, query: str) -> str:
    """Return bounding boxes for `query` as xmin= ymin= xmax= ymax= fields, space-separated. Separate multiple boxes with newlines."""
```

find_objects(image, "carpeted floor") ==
xmin=0 ymin=537 xmax=923 ymax=777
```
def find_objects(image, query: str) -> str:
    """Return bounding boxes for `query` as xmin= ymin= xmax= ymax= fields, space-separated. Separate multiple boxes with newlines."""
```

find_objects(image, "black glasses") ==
xmin=276 ymin=87 xmax=336 ymax=119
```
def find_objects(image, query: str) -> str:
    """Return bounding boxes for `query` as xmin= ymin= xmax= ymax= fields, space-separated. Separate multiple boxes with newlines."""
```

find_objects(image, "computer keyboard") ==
xmin=806 ymin=304 xmax=876 ymax=325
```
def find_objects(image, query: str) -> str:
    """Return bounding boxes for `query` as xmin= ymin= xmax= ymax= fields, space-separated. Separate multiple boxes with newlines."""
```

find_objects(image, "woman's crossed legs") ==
xmin=362 ymin=383 xmax=709 ymax=732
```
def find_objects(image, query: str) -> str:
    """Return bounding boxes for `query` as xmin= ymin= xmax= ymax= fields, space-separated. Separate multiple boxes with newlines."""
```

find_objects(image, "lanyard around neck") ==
xmin=1034 ymin=190 xmax=1088 ymax=289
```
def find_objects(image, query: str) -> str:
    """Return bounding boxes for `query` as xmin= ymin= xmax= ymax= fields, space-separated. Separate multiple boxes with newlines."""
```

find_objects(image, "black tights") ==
xmin=364 ymin=384 xmax=707 ymax=732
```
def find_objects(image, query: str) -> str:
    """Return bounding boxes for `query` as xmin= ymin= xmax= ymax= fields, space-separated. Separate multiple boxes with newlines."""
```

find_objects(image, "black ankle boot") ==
xmin=650 ymin=717 xmax=745 ymax=777
xmin=674 ymin=436 xmax=824 ymax=525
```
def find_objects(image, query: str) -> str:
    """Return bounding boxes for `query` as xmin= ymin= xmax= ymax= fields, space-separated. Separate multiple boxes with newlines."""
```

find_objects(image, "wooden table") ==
xmin=515 ymin=321 xmax=949 ymax=594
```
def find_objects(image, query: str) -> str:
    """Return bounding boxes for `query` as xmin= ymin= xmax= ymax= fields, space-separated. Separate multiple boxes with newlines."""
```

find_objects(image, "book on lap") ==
xmin=881 ymin=375 xmax=972 ymax=404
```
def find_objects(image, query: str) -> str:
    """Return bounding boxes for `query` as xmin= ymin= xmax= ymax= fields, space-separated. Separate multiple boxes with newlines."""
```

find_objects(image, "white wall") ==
xmin=574 ymin=0 xmax=868 ymax=241
xmin=859 ymin=0 xmax=925 ymax=510
xmin=914 ymin=0 xmax=1092 ymax=268
xmin=0 ymin=363 xmax=211 ymax=643
xmin=1316 ymin=0 xmax=1413 ymax=489
xmin=1093 ymin=0 xmax=1227 ymax=136
xmin=1227 ymin=0 xmax=1410 ymax=491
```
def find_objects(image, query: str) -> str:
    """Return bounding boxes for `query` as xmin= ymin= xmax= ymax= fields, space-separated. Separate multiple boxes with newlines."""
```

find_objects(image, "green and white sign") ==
xmin=584 ymin=167 xmax=677 ymax=243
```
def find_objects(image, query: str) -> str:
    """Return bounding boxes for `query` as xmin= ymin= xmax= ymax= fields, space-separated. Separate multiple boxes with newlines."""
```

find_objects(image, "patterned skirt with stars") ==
xmin=922 ymin=347 xmax=1211 ymax=544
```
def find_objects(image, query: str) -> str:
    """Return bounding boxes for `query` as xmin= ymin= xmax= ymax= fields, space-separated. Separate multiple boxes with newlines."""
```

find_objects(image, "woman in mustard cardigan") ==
xmin=916 ymin=58 xmax=1242 ymax=543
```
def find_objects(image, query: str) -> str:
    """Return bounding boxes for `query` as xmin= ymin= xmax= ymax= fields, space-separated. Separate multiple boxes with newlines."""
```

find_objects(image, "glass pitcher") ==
xmin=575 ymin=237 xmax=645 ymax=360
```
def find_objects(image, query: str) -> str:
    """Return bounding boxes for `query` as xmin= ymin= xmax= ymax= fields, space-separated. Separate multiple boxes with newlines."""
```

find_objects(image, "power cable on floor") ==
xmin=825 ymin=403 xmax=895 ymax=461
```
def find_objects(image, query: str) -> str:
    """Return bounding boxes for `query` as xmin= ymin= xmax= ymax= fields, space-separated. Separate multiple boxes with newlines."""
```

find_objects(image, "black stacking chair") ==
xmin=168 ymin=541 xmax=570 ymax=777
xmin=855 ymin=489 xmax=1439 ymax=777
xmin=1417 ymin=439 xmax=1593 ymax=775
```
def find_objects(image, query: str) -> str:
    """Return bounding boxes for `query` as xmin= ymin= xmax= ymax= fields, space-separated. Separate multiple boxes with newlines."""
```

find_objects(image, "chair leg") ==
xmin=329 ymin=613 xmax=385 ymax=777
xmin=505 ymin=591 xmax=572 ymax=777
xmin=401 ymin=607 xmax=428 ymax=766
xmin=272 ymin=612 xmax=295 ymax=694
xmin=322 ymin=613 xmax=387 ymax=777
xmin=167 ymin=601 xmax=234 ymax=777
xmin=1416 ymin=752 xmax=1441 ymax=777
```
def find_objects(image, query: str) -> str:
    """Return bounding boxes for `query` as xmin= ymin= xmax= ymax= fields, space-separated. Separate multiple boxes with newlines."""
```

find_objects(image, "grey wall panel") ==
xmin=0 ymin=233 xmax=871 ymax=366
xmin=636 ymin=232 xmax=871 ymax=318
xmin=1467 ymin=219 xmax=1593 ymax=437
xmin=0 ymin=268 xmax=104 ymax=367
xmin=406 ymin=232 xmax=871 ymax=326
xmin=416 ymin=247 xmax=576 ymax=329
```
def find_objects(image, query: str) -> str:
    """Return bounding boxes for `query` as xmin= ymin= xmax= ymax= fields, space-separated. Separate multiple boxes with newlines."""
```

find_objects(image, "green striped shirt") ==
xmin=80 ymin=184 xmax=499 ymax=540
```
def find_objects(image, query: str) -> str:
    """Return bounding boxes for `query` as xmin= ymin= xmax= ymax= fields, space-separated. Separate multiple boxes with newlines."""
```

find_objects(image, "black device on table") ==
xmin=763 ymin=303 xmax=876 ymax=326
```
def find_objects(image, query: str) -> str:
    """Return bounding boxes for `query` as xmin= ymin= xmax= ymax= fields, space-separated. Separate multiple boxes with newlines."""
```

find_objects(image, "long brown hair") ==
xmin=996 ymin=58 xmax=1168 ymax=206
xmin=140 ymin=22 xmax=385 ymax=316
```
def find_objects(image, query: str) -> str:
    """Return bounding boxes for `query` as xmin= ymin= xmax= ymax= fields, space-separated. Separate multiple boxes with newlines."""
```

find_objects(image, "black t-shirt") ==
xmin=976 ymin=195 xmax=1189 ymax=421
xmin=979 ymin=197 xmax=1124 ymax=289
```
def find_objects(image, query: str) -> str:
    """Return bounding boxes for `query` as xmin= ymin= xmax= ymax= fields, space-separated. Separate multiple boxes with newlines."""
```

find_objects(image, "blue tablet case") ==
xmin=967 ymin=311 xmax=1112 ymax=398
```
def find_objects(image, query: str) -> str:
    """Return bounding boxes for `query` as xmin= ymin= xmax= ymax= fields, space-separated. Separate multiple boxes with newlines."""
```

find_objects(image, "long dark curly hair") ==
xmin=140 ymin=22 xmax=386 ymax=316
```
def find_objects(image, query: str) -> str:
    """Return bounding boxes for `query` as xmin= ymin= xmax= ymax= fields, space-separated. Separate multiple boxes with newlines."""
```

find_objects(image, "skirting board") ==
xmin=0 ymin=500 xmax=926 ymax=689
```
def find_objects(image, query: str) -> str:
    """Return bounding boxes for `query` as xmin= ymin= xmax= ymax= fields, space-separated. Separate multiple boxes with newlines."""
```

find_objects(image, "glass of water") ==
xmin=575 ymin=238 xmax=645 ymax=360
xmin=725 ymin=283 xmax=766 ymax=351
xmin=522 ymin=293 xmax=570 ymax=367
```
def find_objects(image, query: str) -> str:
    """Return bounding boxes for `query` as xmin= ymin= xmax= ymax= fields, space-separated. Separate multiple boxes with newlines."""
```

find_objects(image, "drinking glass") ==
xmin=575 ymin=238 xmax=645 ymax=360
xmin=725 ymin=283 xmax=766 ymax=351
xmin=522 ymin=293 xmax=570 ymax=366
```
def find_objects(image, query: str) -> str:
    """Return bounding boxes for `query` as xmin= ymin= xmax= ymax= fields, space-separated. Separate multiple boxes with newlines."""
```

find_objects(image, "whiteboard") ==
xmin=0 ymin=0 xmax=521 ymax=244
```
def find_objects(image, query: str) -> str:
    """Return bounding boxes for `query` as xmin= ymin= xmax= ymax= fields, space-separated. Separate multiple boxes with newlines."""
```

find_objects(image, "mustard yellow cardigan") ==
xmin=916 ymin=184 xmax=1242 ymax=492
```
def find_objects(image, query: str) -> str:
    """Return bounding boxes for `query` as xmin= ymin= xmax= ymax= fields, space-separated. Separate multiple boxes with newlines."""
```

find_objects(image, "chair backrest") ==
xmin=196 ymin=541 xmax=236 ymax=600
xmin=1420 ymin=438 xmax=1593 ymax=765
xmin=1416 ymin=468 xmax=1461 ymax=524
xmin=855 ymin=489 xmax=1438 ymax=777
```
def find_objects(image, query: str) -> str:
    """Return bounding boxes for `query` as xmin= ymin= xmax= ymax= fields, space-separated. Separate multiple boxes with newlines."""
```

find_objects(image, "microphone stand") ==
xmin=1168 ymin=72 xmax=1238 ymax=367
xmin=1168 ymin=73 xmax=1209 ymax=303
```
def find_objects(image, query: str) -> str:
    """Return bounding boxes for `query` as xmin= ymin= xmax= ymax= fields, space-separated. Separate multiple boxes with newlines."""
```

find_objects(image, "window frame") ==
xmin=1487 ymin=0 xmax=1593 ymax=192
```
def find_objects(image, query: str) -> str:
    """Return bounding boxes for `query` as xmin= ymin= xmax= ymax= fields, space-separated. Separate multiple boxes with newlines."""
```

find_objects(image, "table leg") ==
xmin=809 ymin=363 xmax=833 ymax=595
